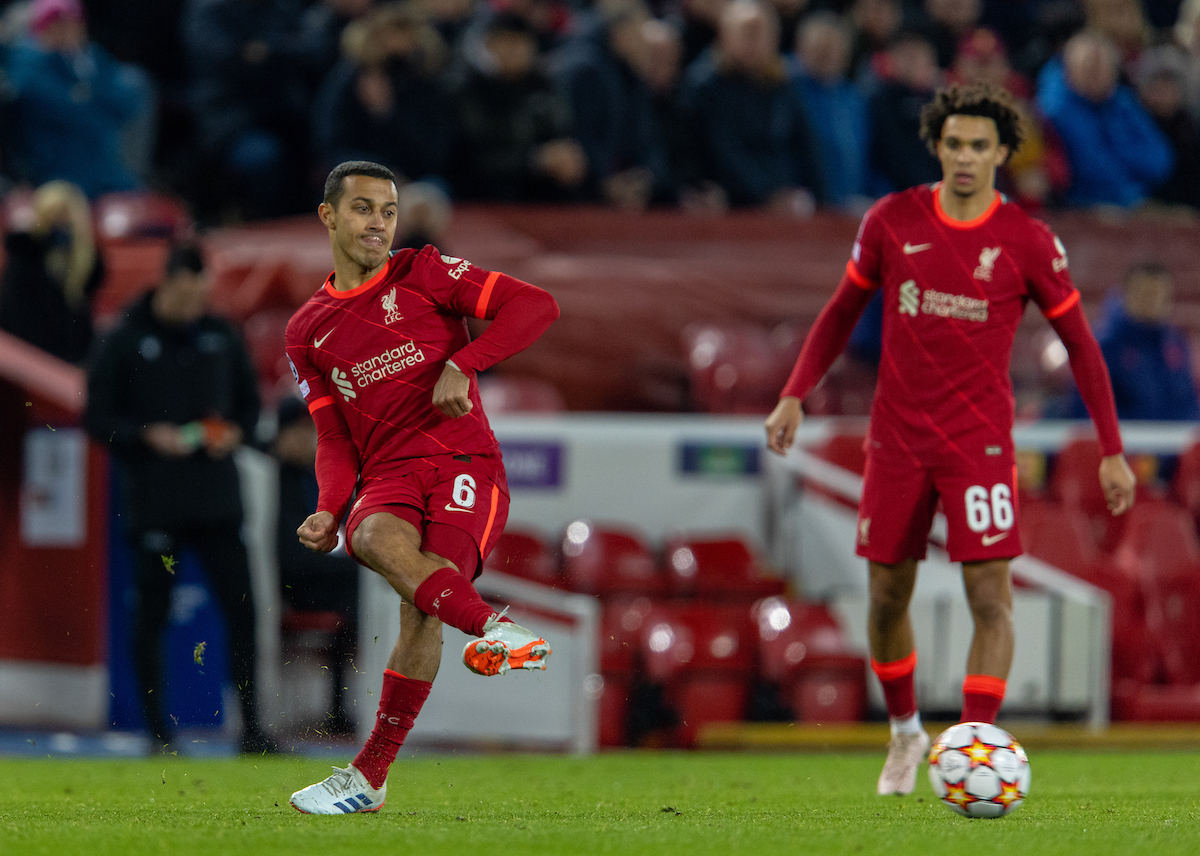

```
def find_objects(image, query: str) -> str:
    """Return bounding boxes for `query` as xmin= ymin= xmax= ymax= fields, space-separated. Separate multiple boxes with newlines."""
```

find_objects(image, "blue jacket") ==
xmin=791 ymin=62 xmax=870 ymax=206
xmin=5 ymin=37 xmax=146 ymax=197
xmin=1070 ymin=292 xmax=1200 ymax=421
xmin=1037 ymin=58 xmax=1174 ymax=207
xmin=680 ymin=49 xmax=826 ymax=206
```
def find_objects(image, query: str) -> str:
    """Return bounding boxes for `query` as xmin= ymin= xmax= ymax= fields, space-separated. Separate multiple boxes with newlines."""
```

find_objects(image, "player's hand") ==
xmin=1099 ymin=454 xmax=1136 ymax=516
xmin=143 ymin=423 xmax=192 ymax=456
xmin=432 ymin=362 xmax=472 ymax=418
xmin=298 ymin=511 xmax=339 ymax=553
xmin=765 ymin=396 xmax=803 ymax=455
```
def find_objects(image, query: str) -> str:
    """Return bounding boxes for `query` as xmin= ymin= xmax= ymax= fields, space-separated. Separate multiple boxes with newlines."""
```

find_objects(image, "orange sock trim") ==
xmin=870 ymin=651 xmax=917 ymax=681
xmin=963 ymin=674 xmax=1007 ymax=698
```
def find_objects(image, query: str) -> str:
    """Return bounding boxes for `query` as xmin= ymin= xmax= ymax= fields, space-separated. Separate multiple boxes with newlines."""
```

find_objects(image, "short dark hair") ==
xmin=918 ymin=82 xmax=1024 ymax=156
xmin=1124 ymin=261 xmax=1171 ymax=287
xmin=322 ymin=161 xmax=397 ymax=207
xmin=164 ymin=241 xmax=205 ymax=277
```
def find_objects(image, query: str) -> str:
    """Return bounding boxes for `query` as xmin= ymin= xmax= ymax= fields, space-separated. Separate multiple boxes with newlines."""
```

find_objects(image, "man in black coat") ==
xmin=84 ymin=242 xmax=275 ymax=754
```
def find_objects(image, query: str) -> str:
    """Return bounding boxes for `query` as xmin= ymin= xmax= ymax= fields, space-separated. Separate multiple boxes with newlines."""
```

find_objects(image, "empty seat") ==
xmin=483 ymin=528 xmax=560 ymax=586
xmin=808 ymin=432 xmax=867 ymax=476
xmin=682 ymin=323 xmax=798 ymax=414
xmin=1017 ymin=497 xmax=1098 ymax=578
xmin=639 ymin=603 xmax=756 ymax=746
xmin=94 ymin=190 xmax=193 ymax=241
xmin=662 ymin=534 xmax=786 ymax=600
xmin=753 ymin=597 xmax=867 ymax=722
xmin=561 ymin=520 xmax=664 ymax=596
xmin=242 ymin=309 xmax=294 ymax=407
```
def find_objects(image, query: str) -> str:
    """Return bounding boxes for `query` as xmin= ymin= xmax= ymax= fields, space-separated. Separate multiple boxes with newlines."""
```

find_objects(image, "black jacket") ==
xmin=84 ymin=291 xmax=260 ymax=531
xmin=0 ymin=231 xmax=104 ymax=364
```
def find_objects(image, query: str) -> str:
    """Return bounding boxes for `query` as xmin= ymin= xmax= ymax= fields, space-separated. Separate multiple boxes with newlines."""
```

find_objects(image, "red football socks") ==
xmin=961 ymin=674 xmax=1006 ymax=724
xmin=871 ymin=651 xmax=918 ymax=719
xmin=412 ymin=566 xmax=495 ymax=637
xmin=353 ymin=670 xmax=432 ymax=789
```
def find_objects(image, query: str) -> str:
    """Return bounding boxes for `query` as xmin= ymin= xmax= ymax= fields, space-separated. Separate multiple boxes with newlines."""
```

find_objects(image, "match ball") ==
xmin=927 ymin=722 xmax=1030 ymax=818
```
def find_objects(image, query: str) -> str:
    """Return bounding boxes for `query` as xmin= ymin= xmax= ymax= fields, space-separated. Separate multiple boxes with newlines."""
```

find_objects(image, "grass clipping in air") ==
xmin=0 ymin=752 xmax=1197 ymax=855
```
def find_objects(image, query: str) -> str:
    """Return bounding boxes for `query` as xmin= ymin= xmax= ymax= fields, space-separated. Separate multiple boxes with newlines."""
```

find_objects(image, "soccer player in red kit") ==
xmin=764 ymin=84 xmax=1136 ymax=796
xmin=287 ymin=161 xmax=559 ymax=814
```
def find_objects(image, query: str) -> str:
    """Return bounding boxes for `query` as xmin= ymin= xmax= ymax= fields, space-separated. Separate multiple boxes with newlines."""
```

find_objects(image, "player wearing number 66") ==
xmin=764 ymin=83 xmax=1135 ymax=798
xmin=285 ymin=161 xmax=559 ymax=814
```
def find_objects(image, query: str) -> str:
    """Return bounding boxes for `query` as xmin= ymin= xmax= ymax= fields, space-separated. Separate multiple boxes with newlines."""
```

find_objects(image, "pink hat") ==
xmin=30 ymin=0 xmax=85 ymax=34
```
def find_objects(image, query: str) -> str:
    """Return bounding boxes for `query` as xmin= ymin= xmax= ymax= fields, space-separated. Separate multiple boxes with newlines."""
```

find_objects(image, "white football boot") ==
xmin=463 ymin=611 xmax=552 ymax=676
xmin=877 ymin=729 xmax=931 ymax=795
xmin=290 ymin=764 xmax=385 ymax=815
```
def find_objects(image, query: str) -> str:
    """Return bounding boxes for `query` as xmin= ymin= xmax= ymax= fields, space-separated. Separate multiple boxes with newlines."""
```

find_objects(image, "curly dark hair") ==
xmin=918 ymin=83 xmax=1025 ymax=157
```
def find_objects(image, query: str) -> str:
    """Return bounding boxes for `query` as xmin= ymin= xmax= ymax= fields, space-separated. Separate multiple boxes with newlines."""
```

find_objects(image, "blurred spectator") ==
xmin=461 ymin=0 xmax=574 ymax=56
xmin=917 ymin=0 xmax=982 ymax=69
xmin=673 ymin=0 xmax=727 ymax=67
xmin=299 ymin=0 xmax=377 ymax=90
xmin=641 ymin=18 xmax=689 ymax=201
xmin=83 ymin=242 xmax=275 ymax=753
xmin=866 ymin=30 xmax=941 ymax=193
xmin=1069 ymin=263 xmax=1200 ymax=422
xmin=1083 ymin=0 xmax=1150 ymax=70
xmin=680 ymin=0 xmax=825 ymax=211
xmin=1037 ymin=30 xmax=1174 ymax=209
xmin=5 ymin=0 xmax=152 ymax=197
xmin=446 ymin=12 xmax=586 ymax=200
xmin=1136 ymin=45 xmax=1200 ymax=210
xmin=791 ymin=11 xmax=871 ymax=209
xmin=549 ymin=0 xmax=672 ymax=208
xmin=0 ymin=180 xmax=103 ymax=364
xmin=272 ymin=396 xmax=360 ymax=736
xmin=1173 ymin=0 xmax=1200 ymax=122
xmin=847 ymin=0 xmax=901 ymax=83
xmin=1009 ymin=0 xmax=1084 ymax=81
xmin=312 ymin=1 xmax=451 ymax=183
xmin=181 ymin=0 xmax=312 ymax=221
xmin=768 ymin=0 xmax=811 ymax=54
xmin=417 ymin=0 xmax=477 ymax=53
xmin=394 ymin=179 xmax=453 ymax=248
xmin=948 ymin=27 xmax=1070 ymax=210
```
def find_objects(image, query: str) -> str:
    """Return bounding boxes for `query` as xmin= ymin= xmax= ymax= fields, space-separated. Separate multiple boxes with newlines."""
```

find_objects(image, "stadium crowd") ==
xmin=1 ymin=0 xmax=1200 ymax=223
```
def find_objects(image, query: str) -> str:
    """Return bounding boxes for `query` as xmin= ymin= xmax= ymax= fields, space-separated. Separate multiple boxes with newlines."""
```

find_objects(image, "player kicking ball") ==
xmin=765 ymin=84 xmax=1135 ymax=797
xmin=287 ymin=161 xmax=559 ymax=814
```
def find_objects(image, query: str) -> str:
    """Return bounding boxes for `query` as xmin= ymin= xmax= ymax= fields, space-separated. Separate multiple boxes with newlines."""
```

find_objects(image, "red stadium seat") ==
xmin=809 ymin=432 xmax=868 ymax=476
xmin=560 ymin=521 xmax=665 ymax=596
xmin=1170 ymin=441 xmax=1200 ymax=525
xmin=242 ymin=309 xmax=294 ymax=408
xmin=94 ymin=191 xmax=193 ymax=242
xmin=639 ymin=604 xmax=756 ymax=746
xmin=662 ymin=534 xmax=786 ymax=600
xmin=753 ymin=597 xmax=867 ymax=722
xmin=594 ymin=595 xmax=660 ymax=747
xmin=682 ymin=323 xmax=799 ymax=414
xmin=483 ymin=528 xmax=560 ymax=586
xmin=1017 ymin=497 xmax=1098 ymax=577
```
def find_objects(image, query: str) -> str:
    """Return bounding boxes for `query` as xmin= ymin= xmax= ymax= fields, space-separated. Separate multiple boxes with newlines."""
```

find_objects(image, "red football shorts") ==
xmin=345 ymin=453 xmax=510 ymax=579
xmin=856 ymin=447 xmax=1022 ymax=565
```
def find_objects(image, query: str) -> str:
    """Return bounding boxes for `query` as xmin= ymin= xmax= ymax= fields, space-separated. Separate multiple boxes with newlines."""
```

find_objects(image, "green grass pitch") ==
xmin=1 ymin=751 xmax=1197 ymax=856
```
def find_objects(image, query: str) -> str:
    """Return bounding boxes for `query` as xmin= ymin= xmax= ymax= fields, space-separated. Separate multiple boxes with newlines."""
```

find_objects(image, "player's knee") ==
xmin=968 ymin=596 xmax=1012 ymax=629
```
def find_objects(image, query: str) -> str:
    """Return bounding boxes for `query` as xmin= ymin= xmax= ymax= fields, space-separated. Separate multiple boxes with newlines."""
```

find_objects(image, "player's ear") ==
xmin=995 ymin=144 xmax=1010 ymax=166
xmin=318 ymin=201 xmax=336 ymax=228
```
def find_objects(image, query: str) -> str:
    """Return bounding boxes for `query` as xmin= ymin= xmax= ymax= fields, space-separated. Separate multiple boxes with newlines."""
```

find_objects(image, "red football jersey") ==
xmin=285 ymin=246 xmax=520 ymax=479
xmin=847 ymin=185 xmax=1077 ymax=465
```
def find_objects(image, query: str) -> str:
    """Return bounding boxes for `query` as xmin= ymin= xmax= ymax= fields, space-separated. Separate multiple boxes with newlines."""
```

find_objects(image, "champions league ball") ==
xmin=927 ymin=722 xmax=1031 ymax=818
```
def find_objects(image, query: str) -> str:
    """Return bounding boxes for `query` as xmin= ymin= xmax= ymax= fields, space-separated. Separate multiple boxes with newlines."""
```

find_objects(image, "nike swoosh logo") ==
xmin=314 ymin=330 xmax=333 ymax=348
xmin=443 ymin=504 xmax=474 ymax=513
xmin=903 ymin=242 xmax=932 ymax=254
xmin=981 ymin=531 xmax=1010 ymax=546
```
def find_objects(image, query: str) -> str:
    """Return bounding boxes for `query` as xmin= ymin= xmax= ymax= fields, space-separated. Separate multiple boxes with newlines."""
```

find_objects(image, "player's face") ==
xmin=321 ymin=175 xmax=399 ymax=272
xmin=936 ymin=114 xmax=1010 ymax=200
